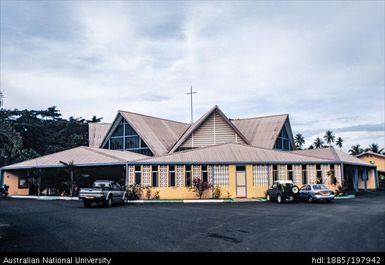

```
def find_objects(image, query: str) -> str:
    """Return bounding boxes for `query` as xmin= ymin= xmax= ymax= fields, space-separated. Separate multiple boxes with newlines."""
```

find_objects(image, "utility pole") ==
xmin=186 ymin=85 xmax=197 ymax=124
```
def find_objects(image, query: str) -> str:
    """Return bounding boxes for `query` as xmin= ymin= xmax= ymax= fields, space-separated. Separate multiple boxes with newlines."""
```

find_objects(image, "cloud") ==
xmin=1 ymin=1 xmax=384 ymax=151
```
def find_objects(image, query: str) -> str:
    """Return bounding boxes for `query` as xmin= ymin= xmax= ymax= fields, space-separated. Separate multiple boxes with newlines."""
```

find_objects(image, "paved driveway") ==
xmin=0 ymin=192 xmax=384 ymax=252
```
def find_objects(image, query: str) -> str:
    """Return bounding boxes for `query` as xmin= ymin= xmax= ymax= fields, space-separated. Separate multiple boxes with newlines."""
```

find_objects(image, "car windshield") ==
xmin=313 ymin=184 xmax=328 ymax=190
xmin=93 ymin=182 xmax=110 ymax=188
xmin=282 ymin=183 xmax=293 ymax=189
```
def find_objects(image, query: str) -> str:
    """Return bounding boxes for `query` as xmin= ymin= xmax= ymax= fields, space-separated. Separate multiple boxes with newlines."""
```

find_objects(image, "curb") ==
xmin=9 ymin=196 xmax=79 ymax=201
xmin=8 ymin=196 xmax=268 ymax=203
xmin=334 ymin=194 xmax=355 ymax=200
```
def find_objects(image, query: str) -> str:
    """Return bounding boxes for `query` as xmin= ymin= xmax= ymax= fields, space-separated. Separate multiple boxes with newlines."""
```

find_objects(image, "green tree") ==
xmin=336 ymin=137 xmax=344 ymax=150
xmin=313 ymin=137 xmax=324 ymax=149
xmin=324 ymin=130 xmax=335 ymax=147
xmin=349 ymin=144 xmax=363 ymax=156
xmin=308 ymin=145 xmax=315 ymax=149
xmin=365 ymin=143 xmax=384 ymax=154
xmin=294 ymin=133 xmax=305 ymax=150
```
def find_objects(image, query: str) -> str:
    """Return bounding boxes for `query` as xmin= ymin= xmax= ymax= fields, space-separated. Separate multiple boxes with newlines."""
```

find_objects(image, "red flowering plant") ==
xmin=189 ymin=177 xmax=212 ymax=199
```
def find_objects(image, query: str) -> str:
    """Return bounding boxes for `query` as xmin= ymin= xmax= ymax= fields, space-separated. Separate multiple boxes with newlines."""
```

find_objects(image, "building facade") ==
xmin=1 ymin=106 xmax=378 ymax=199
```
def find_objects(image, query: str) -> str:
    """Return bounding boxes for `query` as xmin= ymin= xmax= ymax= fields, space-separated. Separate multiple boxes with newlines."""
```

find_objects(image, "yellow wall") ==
xmin=3 ymin=171 xmax=29 ymax=196
xmin=358 ymin=154 xmax=385 ymax=172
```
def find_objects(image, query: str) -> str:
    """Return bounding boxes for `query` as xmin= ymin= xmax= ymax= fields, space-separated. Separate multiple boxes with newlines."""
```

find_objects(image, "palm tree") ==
xmin=308 ymin=145 xmax=314 ymax=149
xmin=323 ymin=130 xmax=335 ymax=147
xmin=335 ymin=137 xmax=343 ymax=150
xmin=294 ymin=133 xmax=305 ymax=150
xmin=349 ymin=144 xmax=363 ymax=156
xmin=365 ymin=143 xmax=384 ymax=154
xmin=313 ymin=137 xmax=324 ymax=149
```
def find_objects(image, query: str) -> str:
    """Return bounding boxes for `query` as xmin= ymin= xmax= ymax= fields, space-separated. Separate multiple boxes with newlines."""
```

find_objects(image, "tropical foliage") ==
xmin=189 ymin=177 xmax=212 ymax=199
xmin=349 ymin=144 xmax=364 ymax=155
xmin=0 ymin=106 xmax=102 ymax=167
xmin=294 ymin=133 xmax=305 ymax=149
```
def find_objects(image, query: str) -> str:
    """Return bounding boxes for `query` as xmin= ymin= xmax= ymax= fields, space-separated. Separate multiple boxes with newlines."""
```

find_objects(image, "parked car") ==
xmin=266 ymin=180 xmax=300 ymax=203
xmin=299 ymin=184 xmax=335 ymax=203
xmin=79 ymin=180 xmax=128 ymax=208
xmin=0 ymin=184 xmax=9 ymax=198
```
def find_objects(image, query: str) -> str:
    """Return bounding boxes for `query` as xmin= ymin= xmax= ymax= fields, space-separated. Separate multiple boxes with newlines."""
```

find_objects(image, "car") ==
xmin=79 ymin=180 xmax=128 ymax=208
xmin=299 ymin=184 xmax=335 ymax=203
xmin=266 ymin=180 xmax=300 ymax=203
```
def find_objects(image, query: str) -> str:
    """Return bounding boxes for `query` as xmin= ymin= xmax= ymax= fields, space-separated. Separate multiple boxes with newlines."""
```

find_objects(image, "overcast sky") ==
xmin=1 ymin=1 xmax=384 ymax=151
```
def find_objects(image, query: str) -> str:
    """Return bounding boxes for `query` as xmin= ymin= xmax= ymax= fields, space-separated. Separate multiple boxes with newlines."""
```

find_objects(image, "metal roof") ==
xmin=292 ymin=148 xmax=374 ymax=167
xmin=119 ymin=111 xmax=190 ymax=156
xmin=138 ymin=143 xmax=333 ymax=164
xmin=2 ymin=146 xmax=149 ymax=170
xmin=356 ymin=151 xmax=385 ymax=159
xmin=230 ymin=114 xmax=288 ymax=149
xmin=88 ymin=123 xmax=111 ymax=148
xmin=169 ymin=105 xmax=249 ymax=153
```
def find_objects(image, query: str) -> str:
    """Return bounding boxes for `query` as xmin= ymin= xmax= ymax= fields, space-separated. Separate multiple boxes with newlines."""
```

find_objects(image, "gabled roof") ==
xmin=139 ymin=143 xmax=332 ymax=164
xmin=117 ymin=111 xmax=190 ymax=156
xmin=2 ymin=146 xmax=149 ymax=170
xmin=88 ymin=123 xmax=111 ymax=148
xmin=169 ymin=105 xmax=249 ymax=153
xmin=356 ymin=151 xmax=385 ymax=159
xmin=292 ymin=147 xmax=374 ymax=167
xmin=230 ymin=114 xmax=289 ymax=149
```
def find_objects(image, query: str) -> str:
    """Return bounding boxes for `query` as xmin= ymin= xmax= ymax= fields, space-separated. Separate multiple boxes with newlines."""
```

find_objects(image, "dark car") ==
xmin=266 ymin=180 xmax=300 ymax=203
xmin=79 ymin=180 xmax=128 ymax=208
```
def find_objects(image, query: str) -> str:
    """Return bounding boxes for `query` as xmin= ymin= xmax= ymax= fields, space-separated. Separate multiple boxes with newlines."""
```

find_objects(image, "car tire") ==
xmin=277 ymin=194 xmax=283 ymax=204
xmin=83 ymin=200 xmax=92 ymax=208
xmin=266 ymin=194 xmax=271 ymax=202
xmin=307 ymin=196 xmax=313 ymax=203
xmin=104 ymin=196 xmax=112 ymax=208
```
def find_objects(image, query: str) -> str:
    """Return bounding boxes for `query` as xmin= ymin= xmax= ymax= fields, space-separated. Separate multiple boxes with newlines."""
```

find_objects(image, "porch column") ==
xmin=363 ymin=168 xmax=368 ymax=191
xmin=374 ymin=169 xmax=379 ymax=189
xmin=354 ymin=167 xmax=359 ymax=192
xmin=125 ymin=163 xmax=129 ymax=186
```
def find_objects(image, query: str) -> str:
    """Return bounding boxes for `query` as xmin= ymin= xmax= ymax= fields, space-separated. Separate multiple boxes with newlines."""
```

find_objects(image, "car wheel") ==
xmin=83 ymin=200 xmax=92 ymax=208
xmin=104 ymin=196 xmax=113 ymax=208
xmin=266 ymin=194 xmax=271 ymax=202
xmin=277 ymin=194 xmax=283 ymax=204
xmin=122 ymin=194 xmax=128 ymax=204
xmin=307 ymin=196 xmax=313 ymax=203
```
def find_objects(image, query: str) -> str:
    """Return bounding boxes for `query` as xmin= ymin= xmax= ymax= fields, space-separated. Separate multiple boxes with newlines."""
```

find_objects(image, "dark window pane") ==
xmin=330 ymin=164 xmax=334 ymax=170
xmin=316 ymin=164 xmax=321 ymax=170
xmin=236 ymin=166 xmax=245 ymax=171
xmin=273 ymin=165 xmax=278 ymax=170
xmin=186 ymin=172 xmax=191 ymax=186
xmin=288 ymin=171 xmax=293 ymax=181
xmin=287 ymin=165 xmax=292 ymax=170
xmin=124 ymin=123 xmax=136 ymax=136
xmin=112 ymin=124 xmax=124 ymax=137
xmin=152 ymin=165 xmax=158 ymax=171
xmin=110 ymin=137 xmax=123 ymax=150
xmin=170 ymin=172 xmax=175 ymax=187
xmin=202 ymin=172 xmax=208 ymax=182
xmin=125 ymin=136 xmax=140 ymax=149
xmin=201 ymin=165 xmax=207 ymax=171
xmin=169 ymin=165 xmax=175 ymax=171
xmin=302 ymin=171 xmax=307 ymax=184
xmin=185 ymin=165 xmax=191 ymax=171
xmin=135 ymin=166 xmax=141 ymax=171
xmin=152 ymin=172 xmax=158 ymax=187
xmin=135 ymin=172 xmax=141 ymax=184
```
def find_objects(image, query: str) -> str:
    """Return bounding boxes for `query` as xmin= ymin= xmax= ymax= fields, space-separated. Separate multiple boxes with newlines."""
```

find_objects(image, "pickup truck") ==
xmin=79 ymin=180 xmax=128 ymax=208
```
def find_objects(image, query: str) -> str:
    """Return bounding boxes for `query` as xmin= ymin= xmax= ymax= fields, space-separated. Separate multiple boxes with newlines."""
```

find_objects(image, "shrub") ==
xmin=127 ymin=184 xmax=142 ymax=200
xmin=189 ymin=177 xmax=212 ymax=199
xmin=212 ymin=186 xmax=221 ymax=199
xmin=144 ymin=186 xmax=151 ymax=200
xmin=152 ymin=191 xmax=160 ymax=200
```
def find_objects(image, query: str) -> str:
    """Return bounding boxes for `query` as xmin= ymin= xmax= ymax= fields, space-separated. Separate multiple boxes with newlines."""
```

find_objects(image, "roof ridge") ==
xmin=118 ymin=110 xmax=189 ymax=125
xmin=83 ymin=147 xmax=127 ymax=162
xmin=230 ymin=113 xmax=288 ymax=121
xmin=356 ymin=151 xmax=385 ymax=158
